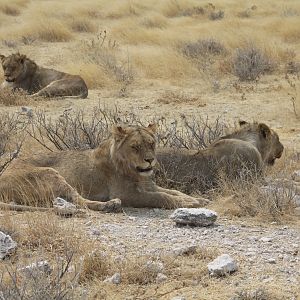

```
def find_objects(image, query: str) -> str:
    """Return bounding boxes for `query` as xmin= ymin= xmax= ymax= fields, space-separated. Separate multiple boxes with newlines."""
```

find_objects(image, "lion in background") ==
xmin=0 ymin=124 xmax=209 ymax=212
xmin=0 ymin=53 xmax=88 ymax=98
xmin=156 ymin=121 xmax=284 ymax=193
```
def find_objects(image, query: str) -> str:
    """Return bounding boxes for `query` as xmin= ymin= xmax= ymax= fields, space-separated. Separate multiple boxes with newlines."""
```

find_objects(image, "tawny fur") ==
xmin=0 ymin=53 xmax=88 ymax=98
xmin=156 ymin=122 xmax=284 ymax=192
xmin=0 ymin=124 xmax=208 ymax=212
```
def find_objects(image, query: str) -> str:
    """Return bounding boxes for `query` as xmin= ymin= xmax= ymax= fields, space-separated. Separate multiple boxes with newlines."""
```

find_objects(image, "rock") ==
xmin=53 ymin=197 xmax=77 ymax=216
xmin=207 ymin=254 xmax=238 ymax=276
xmin=260 ymin=237 xmax=273 ymax=242
xmin=0 ymin=231 xmax=17 ymax=259
xmin=292 ymin=170 xmax=300 ymax=182
xmin=171 ymin=296 xmax=186 ymax=300
xmin=21 ymin=106 xmax=33 ymax=118
xmin=104 ymin=273 xmax=121 ymax=284
xmin=294 ymin=195 xmax=300 ymax=207
xmin=173 ymin=245 xmax=197 ymax=256
xmin=170 ymin=208 xmax=217 ymax=226
xmin=156 ymin=273 xmax=167 ymax=283
xmin=145 ymin=260 xmax=164 ymax=273
xmin=267 ymin=258 xmax=276 ymax=264
xmin=19 ymin=260 xmax=52 ymax=276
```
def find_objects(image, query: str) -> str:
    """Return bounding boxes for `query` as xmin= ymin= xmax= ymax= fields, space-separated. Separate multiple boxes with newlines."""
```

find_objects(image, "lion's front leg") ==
xmin=124 ymin=190 xmax=206 ymax=209
xmin=156 ymin=186 xmax=210 ymax=206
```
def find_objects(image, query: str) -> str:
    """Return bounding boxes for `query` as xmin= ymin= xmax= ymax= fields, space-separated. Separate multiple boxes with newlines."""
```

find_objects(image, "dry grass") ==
xmin=0 ymin=89 xmax=30 ymax=106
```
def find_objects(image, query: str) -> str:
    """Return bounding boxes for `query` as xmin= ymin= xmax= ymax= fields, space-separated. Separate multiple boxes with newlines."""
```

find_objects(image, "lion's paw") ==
xmin=180 ymin=196 xmax=210 ymax=208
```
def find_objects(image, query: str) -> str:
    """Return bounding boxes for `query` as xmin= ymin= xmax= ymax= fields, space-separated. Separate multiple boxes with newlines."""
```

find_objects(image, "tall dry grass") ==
xmin=0 ymin=0 xmax=299 ymax=87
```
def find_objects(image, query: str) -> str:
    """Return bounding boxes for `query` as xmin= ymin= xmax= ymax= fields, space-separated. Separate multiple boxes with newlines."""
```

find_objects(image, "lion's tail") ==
xmin=0 ymin=201 xmax=51 ymax=212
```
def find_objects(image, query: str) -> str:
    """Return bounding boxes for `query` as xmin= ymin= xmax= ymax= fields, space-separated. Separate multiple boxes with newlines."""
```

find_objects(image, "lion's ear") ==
xmin=0 ymin=55 xmax=5 ymax=62
xmin=239 ymin=120 xmax=249 ymax=127
xmin=112 ymin=125 xmax=128 ymax=137
xmin=147 ymin=123 xmax=156 ymax=134
xmin=19 ymin=54 xmax=26 ymax=64
xmin=258 ymin=123 xmax=271 ymax=138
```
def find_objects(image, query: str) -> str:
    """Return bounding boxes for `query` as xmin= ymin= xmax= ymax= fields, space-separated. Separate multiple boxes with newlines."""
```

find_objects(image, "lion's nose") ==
xmin=145 ymin=158 xmax=154 ymax=164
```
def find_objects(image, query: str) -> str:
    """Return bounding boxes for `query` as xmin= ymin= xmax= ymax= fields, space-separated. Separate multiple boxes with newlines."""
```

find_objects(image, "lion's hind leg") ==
xmin=31 ymin=78 xmax=88 ymax=98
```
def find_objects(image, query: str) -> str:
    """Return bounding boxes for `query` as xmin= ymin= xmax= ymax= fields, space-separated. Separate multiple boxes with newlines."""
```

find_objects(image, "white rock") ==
xmin=292 ymin=170 xmax=300 ymax=182
xmin=19 ymin=260 xmax=51 ymax=276
xmin=145 ymin=260 xmax=164 ymax=273
xmin=173 ymin=245 xmax=197 ymax=256
xmin=156 ymin=273 xmax=167 ymax=283
xmin=170 ymin=208 xmax=217 ymax=226
xmin=171 ymin=296 xmax=186 ymax=300
xmin=104 ymin=273 xmax=121 ymax=284
xmin=207 ymin=254 xmax=238 ymax=276
xmin=260 ymin=237 xmax=273 ymax=242
xmin=0 ymin=231 xmax=17 ymax=259
xmin=53 ymin=197 xmax=77 ymax=216
xmin=21 ymin=106 xmax=33 ymax=118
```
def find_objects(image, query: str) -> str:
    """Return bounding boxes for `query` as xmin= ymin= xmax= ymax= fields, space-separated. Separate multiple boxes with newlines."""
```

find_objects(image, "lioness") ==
xmin=0 ymin=53 xmax=88 ymax=98
xmin=0 ymin=124 xmax=208 ymax=212
xmin=156 ymin=122 xmax=284 ymax=193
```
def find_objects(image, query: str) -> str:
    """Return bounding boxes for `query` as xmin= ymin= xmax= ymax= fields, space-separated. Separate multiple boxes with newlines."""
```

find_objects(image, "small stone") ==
xmin=170 ymin=208 xmax=217 ymax=227
xmin=260 ymin=237 xmax=273 ymax=242
xmin=0 ymin=231 xmax=17 ymax=259
xmin=294 ymin=195 xmax=300 ymax=207
xmin=156 ymin=273 xmax=167 ymax=283
xmin=292 ymin=170 xmax=300 ymax=182
xmin=85 ymin=220 xmax=92 ymax=226
xmin=145 ymin=260 xmax=164 ymax=273
xmin=19 ymin=260 xmax=51 ymax=276
xmin=207 ymin=254 xmax=238 ymax=276
xmin=171 ymin=296 xmax=186 ymax=300
xmin=104 ymin=273 xmax=121 ymax=284
xmin=21 ymin=106 xmax=33 ymax=118
xmin=267 ymin=258 xmax=276 ymax=264
xmin=53 ymin=197 xmax=77 ymax=216
xmin=90 ymin=227 xmax=101 ymax=236
xmin=173 ymin=245 xmax=197 ymax=256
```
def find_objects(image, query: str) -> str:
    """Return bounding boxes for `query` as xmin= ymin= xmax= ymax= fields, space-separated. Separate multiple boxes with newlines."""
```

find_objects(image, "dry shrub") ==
xmin=231 ymin=287 xmax=280 ymax=300
xmin=209 ymin=10 xmax=225 ymax=20
xmin=79 ymin=251 xmax=112 ymax=283
xmin=0 ymin=5 xmax=20 ymax=16
xmin=232 ymin=44 xmax=276 ymax=81
xmin=0 ymin=88 xmax=30 ymax=106
xmin=156 ymin=90 xmax=203 ymax=104
xmin=140 ymin=14 xmax=168 ymax=29
xmin=20 ymin=213 xmax=77 ymax=253
xmin=0 ymin=112 xmax=27 ymax=176
xmin=69 ymin=18 xmax=96 ymax=33
xmin=214 ymin=173 xmax=297 ymax=221
xmin=0 ymin=251 xmax=82 ymax=300
xmin=182 ymin=38 xmax=226 ymax=59
xmin=82 ymin=31 xmax=133 ymax=85
xmin=22 ymin=20 xmax=73 ymax=42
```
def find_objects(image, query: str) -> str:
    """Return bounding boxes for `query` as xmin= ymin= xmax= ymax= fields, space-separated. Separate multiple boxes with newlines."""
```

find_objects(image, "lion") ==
xmin=156 ymin=121 xmax=284 ymax=193
xmin=0 ymin=124 xmax=209 ymax=212
xmin=0 ymin=53 xmax=88 ymax=98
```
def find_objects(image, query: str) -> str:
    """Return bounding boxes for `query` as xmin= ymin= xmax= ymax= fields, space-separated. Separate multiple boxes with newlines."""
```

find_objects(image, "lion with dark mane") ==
xmin=156 ymin=121 xmax=284 ymax=193
xmin=0 ymin=53 xmax=88 ymax=98
xmin=0 ymin=124 xmax=208 ymax=212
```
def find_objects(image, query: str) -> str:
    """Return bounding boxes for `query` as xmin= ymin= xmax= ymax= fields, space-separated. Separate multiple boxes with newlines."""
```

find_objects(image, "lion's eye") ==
xmin=131 ymin=145 xmax=141 ymax=151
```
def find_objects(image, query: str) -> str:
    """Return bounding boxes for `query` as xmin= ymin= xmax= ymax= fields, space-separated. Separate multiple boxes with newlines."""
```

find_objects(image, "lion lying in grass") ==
xmin=0 ymin=124 xmax=209 ymax=212
xmin=156 ymin=121 xmax=284 ymax=193
xmin=0 ymin=53 xmax=88 ymax=98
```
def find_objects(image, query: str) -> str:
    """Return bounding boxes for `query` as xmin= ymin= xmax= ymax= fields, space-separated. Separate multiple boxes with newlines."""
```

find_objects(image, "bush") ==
xmin=182 ymin=38 xmax=226 ymax=59
xmin=0 ymin=112 xmax=28 ymax=176
xmin=233 ymin=45 xmax=275 ymax=81
xmin=209 ymin=10 xmax=224 ymax=20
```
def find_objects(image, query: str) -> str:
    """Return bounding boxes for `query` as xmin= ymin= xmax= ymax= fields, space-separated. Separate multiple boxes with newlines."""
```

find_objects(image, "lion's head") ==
xmin=222 ymin=121 xmax=284 ymax=166
xmin=110 ymin=124 xmax=157 ymax=177
xmin=0 ymin=53 xmax=35 ymax=83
